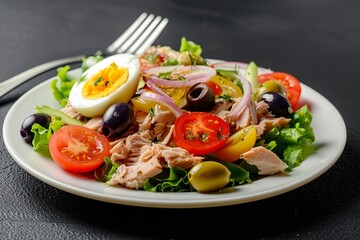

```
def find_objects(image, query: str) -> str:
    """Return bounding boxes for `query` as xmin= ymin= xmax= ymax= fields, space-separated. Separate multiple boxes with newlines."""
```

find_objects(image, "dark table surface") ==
xmin=1 ymin=0 xmax=359 ymax=239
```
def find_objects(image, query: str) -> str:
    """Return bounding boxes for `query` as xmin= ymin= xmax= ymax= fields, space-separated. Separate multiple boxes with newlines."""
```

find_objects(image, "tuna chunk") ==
xmin=240 ymin=146 xmax=288 ymax=175
xmin=60 ymin=101 xmax=84 ymax=121
xmin=256 ymin=101 xmax=274 ymax=120
xmin=233 ymin=99 xmax=258 ymax=130
xmin=108 ymin=155 xmax=163 ymax=189
xmin=153 ymin=122 xmax=173 ymax=141
xmin=110 ymin=141 xmax=129 ymax=161
xmin=153 ymin=144 xmax=203 ymax=169
xmin=152 ymin=104 xmax=176 ymax=124
xmin=214 ymin=98 xmax=258 ymax=132
xmin=138 ymin=112 xmax=152 ymax=131
xmin=83 ymin=117 xmax=102 ymax=131
xmin=160 ymin=125 xmax=175 ymax=146
xmin=136 ymin=105 xmax=175 ymax=141
xmin=211 ymin=100 xmax=233 ymax=117
xmin=108 ymin=143 xmax=203 ymax=189
xmin=125 ymin=130 xmax=153 ymax=153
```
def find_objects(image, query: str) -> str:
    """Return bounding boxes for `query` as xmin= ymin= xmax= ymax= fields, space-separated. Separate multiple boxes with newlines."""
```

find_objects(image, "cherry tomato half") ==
xmin=205 ymin=80 xmax=223 ymax=96
xmin=49 ymin=125 xmax=111 ymax=173
xmin=173 ymin=112 xmax=230 ymax=155
xmin=258 ymin=72 xmax=301 ymax=109
xmin=212 ymin=125 xmax=257 ymax=162
xmin=210 ymin=75 xmax=243 ymax=98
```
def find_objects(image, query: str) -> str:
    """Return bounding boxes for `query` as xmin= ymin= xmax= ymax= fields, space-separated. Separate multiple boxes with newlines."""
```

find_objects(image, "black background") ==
xmin=1 ymin=0 xmax=359 ymax=239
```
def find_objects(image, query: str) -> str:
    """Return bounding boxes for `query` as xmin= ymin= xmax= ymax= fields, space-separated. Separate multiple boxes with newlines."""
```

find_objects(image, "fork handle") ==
xmin=0 ymin=55 xmax=85 ymax=98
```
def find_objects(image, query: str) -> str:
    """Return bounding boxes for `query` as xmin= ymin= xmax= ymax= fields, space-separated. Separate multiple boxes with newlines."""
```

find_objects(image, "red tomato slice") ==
xmin=173 ymin=112 xmax=230 ymax=155
xmin=49 ymin=125 xmax=111 ymax=173
xmin=258 ymin=72 xmax=301 ymax=109
xmin=205 ymin=80 xmax=223 ymax=96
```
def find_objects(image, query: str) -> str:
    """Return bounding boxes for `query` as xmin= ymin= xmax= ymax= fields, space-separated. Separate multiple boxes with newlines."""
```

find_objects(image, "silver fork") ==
xmin=0 ymin=12 xmax=168 ymax=98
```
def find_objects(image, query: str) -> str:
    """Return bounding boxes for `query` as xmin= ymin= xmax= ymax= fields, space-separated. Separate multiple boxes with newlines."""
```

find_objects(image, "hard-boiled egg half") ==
xmin=69 ymin=53 xmax=141 ymax=118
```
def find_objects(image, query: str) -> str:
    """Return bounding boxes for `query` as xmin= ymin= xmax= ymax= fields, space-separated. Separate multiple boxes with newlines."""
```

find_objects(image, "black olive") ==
xmin=20 ymin=113 xmax=52 ymax=144
xmin=101 ymin=103 xmax=134 ymax=139
xmin=258 ymin=92 xmax=293 ymax=117
xmin=186 ymin=82 xmax=215 ymax=112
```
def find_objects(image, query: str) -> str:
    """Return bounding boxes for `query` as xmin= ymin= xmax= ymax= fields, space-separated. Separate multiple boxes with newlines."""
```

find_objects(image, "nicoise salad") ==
xmin=19 ymin=37 xmax=314 ymax=193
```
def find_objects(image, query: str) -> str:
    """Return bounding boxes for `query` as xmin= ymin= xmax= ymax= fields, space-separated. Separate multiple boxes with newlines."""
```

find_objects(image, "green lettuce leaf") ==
xmin=179 ymin=36 xmax=202 ymax=56
xmin=143 ymin=166 xmax=192 ymax=192
xmin=51 ymin=65 xmax=75 ymax=107
xmin=290 ymin=104 xmax=315 ymax=143
xmin=95 ymin=157 xmax=120 ymax=182
xmin=260 ymin=105 xmax=315 ymax=170
xmin=217 ymin=160 xmax=252 ymax=186
xmin=31 ymin=119 xmax=63 ymax=156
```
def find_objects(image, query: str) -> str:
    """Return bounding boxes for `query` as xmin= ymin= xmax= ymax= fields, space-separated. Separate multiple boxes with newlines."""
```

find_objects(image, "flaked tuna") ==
xmin=232 ymin=99 xmax=258 ymax=130
xmin=61 ymin=101 xmax=85 ymax=121
xmin=136 ymin=105 xmax=175 ymax=141
xmin=212 ymin=98 xmax=258 ymax=132
xmin=108 ymin=143 xmax=203 ymax=189
xmin=256 ymin=101 xmax=274 ymax=120
xmin=125 ymin=130 xmax=153 ymax=153
xmin=240 ymin=146 xmax=288 ymax=175
xmin=153 ymin=144 xmax=203 ymax=169
xmin=160 ymin=125 xmax=175 ymax=146
xmin=137 ymin=112 xmax=152 ymax=131
xmin=83 ymin=117 xmax=102 ymax=131
xmin=110 ymin=141 xmax=129 ymax=161
xmin=108 ymin=155 xmax=163 ymax=189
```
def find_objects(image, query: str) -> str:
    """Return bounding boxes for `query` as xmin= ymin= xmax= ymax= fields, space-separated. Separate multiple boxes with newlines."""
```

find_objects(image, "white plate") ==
xmin=3 ymin=68 xmax=346 ymax=208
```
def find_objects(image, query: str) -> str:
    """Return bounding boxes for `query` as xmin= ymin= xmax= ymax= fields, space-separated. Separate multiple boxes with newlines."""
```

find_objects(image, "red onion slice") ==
xmin=230 ymin=73 xmax=252 ymax=118
xmin=145 ymin=65 xmax=185 ymax=75
xmin=144 ymin=65 xmax=216 ymax=87
xmin=145 ymin=81 xmax=173 ymax=100
xmin=140 ymin=91 xmax=183 ymax=118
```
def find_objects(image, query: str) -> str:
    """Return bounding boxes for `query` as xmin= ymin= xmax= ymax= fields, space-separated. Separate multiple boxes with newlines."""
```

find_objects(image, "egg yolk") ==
xmin=82 ymin=62 xmax=129 ymax=99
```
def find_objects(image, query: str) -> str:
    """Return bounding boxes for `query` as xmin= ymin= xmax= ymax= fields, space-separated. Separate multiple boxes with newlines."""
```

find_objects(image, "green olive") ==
xmin=188 ymin=161 xmax=231 ymax=192
xmin=259 ymin=80 xmax=287 ymax=96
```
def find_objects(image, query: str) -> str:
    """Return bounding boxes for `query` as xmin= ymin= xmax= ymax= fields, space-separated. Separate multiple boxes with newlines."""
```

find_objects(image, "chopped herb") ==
xmin=188 ymin=52 xmax=196 ymax=66
xmin=198 ymin=132 xmax=209 ymax=142
xmin=219 ymin=94 xmax=232 ymax=102
xmin=149 ymin=108 xmax=155 ymax=117
xmin=162 ymin=58 xmax=179 ymax=66
xmin=186 ymin=130 xmax=195 ymax=140
xmin=93 ymin=76 xmax=103 ymax=86
xmin=216 ymin=130 xmax=227 ymax=141
xmin=158 ymin=71 xmax=173 ymax=79
xmin=157 ymin=69 xmax=186 ymax=80
xmin=78 ymin=74 xmax=87 ymax=83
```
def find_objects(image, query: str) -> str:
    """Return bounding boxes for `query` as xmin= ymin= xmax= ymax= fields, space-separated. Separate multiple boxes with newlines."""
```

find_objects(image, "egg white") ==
xmin=69 ymin=53 xmax=141 ymax=118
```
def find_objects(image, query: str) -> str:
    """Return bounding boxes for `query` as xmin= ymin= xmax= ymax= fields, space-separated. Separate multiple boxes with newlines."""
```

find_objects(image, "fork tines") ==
xmin=106 ymin=12 xmax=169 ymax=56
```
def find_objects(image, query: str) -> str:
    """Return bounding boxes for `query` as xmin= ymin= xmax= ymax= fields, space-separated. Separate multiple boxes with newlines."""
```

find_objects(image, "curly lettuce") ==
xmin=260 ymin=105 xmax=315 ymax=170
xmin=143 ymin=166 xmax=192 ymax=192
xmin=180 ymin=36 xmax=202 ymax=56
xmin=50 ymin=65 xmax=75 ymax=107
xmin=31 ymin=118 xmax=63 ymax=156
